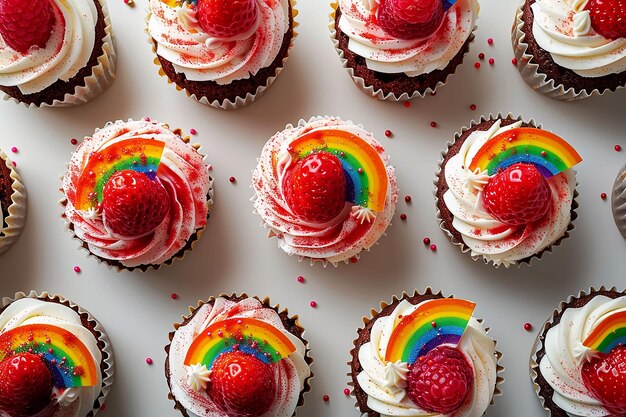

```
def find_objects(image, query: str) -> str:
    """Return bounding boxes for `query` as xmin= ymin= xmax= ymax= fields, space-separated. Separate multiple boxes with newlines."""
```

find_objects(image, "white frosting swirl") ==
xmin=442 ymin=119 xmax=576 ymax=267
xmin=337 ymin=0 xmax=478 ymax=76
xmin=357 ymin=299 xmax=498 ymax=417
xmin=539 ymin=295 xmax=626 ymax=417
xmin=0 ymin=298 xmax=103 ymax=417
xmin=531 ymin=0 xmax=626 ymax=77
xmin=62 ymin=119 xmax=212 ymax=268
xmin=252 ymin=117 xmax=398 ymax=266
xmin=148 ymin=0 xmax=290 ymax=85
xmin=0 ymin=0 xmax=97 ymax=94
xmin=168 ymin=297 xmax=311 ymax=417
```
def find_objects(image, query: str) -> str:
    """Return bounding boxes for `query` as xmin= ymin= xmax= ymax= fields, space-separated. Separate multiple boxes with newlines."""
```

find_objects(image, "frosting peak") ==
xmin=186 ymin=363 xmax=211 ymax=392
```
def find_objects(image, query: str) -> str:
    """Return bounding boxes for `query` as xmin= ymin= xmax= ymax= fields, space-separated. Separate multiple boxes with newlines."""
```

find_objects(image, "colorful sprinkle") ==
xmin=400 ymin=214 xmax=407 ymax=221
xmin=384 ymin=130 xmax=392 ymax=138
xmin=310 ymin=301 xmax=317 ymax=308
xmin=73 ymin=266 xmax=81 ymax=273
xmin=297 ymin=275 xmax=305 ymax=283
xmin=489 ymin=58 xmax=495 ymax=65
xmin=512 ymin=58 xmax=518 ymax=65
xmin=524 ymin=323 xmax=533 ymax=331
xmin=478 ymin=53 xmax=485 ymax=60
xmin=229 ymin=176 xmax=236 ymax=183
xmin=146 ymin=358 xmax=153 ymax=365
xmin=431 ymin=321 xmax=437 ymax=328
xmin=344 ymin=388 xmax=350 ymax=396
xmin=474 ymin=62 xmax=481 ymax=69
xmin=615 ymin=145 xmax=622 ymax=152
xmin=190 ymin=128 xmax=197 ymax=135
xmin=430 ymin=244 xmax=437 ymax=252
xmin=405 ymin=195 xmax=412 ymax=203
xmin=10 ymin=147 xmax=17 ymax=153
xmin=423 ymin=237 xmax=430 ymax=245
xmin=487 ymin=37 xmax=494 ymax=45
xmin=601 ymin=193 xmax=607 ymax=200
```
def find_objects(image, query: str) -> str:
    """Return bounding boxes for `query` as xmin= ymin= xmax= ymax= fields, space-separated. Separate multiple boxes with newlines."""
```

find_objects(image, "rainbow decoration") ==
xmin=74 ymin=139 xmax=165 ymax=211
xmin=283 ymin=129 xmax=389 ymax=212
xmin=0 ymin=324 xmax=98 ymax=388
xmin=583 ymin=311 xmax=626 ymax=354
xmin=184 ymin=318 xmax=297 ymax=369
xmin=467 ymin=128 xmax=582 ymax=179
xmin=385 ymin=299 xmax=476 ymax=364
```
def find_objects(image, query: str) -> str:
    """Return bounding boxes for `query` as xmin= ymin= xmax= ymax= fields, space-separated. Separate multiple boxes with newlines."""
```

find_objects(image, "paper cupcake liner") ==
xmin=529 ymin=286 xmax=626 ymax=417
xmin=0 ymin=291 xmax=115 ymax=415
xmin=0 ymin=149 xmax=27 ymax=257
xmin=433 ymin=112 xmax=579 ymax=268
xmin=2 ymin=0 xmax=117 ymax=108
xmin=251 ymin=115 xmax=397 ymax=268
xmin=59 ymin=120 xmax=214 ymax=272
xmin=146 ymin=0 xmax=298 ymax=111
xmin=329 ymin=2 xmax=477 ymax=101
xmin=165 ymin=292 xmax=313 ymax=417
xmin=348 ymin=288 xmax=504 ymax=416
xmin=511 ymin=5 xmax=623 ymax=102
xmin=611 ymin=164 xmax=626 ymax=239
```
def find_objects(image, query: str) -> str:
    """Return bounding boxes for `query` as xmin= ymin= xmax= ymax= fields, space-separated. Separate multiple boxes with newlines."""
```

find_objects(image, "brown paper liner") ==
xmin=611 ymin=164 xmax=626 ymax=239
xmin=165 ymin=293 xmax=313 ymax=417
xmin=529 ymin=286 xmax=626 ymax=417
xmin=348 ymin=288 xmax=504 ymax=416
xmin=0 ymin=291 xmax=115 ymax=416
xmin=434 ymin=112 xmax=579 ymax=268
xmin=0 ymin=149 xmax=27 ymax=256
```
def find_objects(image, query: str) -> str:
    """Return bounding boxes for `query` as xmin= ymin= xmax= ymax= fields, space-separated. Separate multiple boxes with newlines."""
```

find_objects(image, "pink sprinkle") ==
xmin=384 ymin=130 xmax=392 ymax=138
xmin=400 ymin=214 xmax=407 ymax=221
xmin=10 ymin=147 xmax=17 ymax=153
xmin=430 ymin=121 xmax=437 ymax=128
xmin=524 ymin=323 xmax=533 ymax=331
xmin=512 ymin=58 xmax=518 ymax=65
xmin=423 ymin=237 xmax=431 ymax=245
xmin=323 ymin=395 xmax=330 ymax=402
xmin=470 ymin=104 xmax=477 ymax=110
xmin=146 ymin=358 xmax=153 ymax=365
xmin=143 ymin=117 xmax=151 ymax=122
xmin=430 ymin=244 xmax=437 ymax=252
xmin=489 ymin=58 xmax=495 ymax=65
xmin=615 ymin=145 xmax=622 ymax=152
xmin=310 ymin=301 xmax=317 ymax=308
xmin=190 ymin=128 xmax=197 ymax=135
xmin=11 ymin=161 xmax=16 ymax=167
xmin=474 ymin=62 xmax=481 ymax=69
xmin=344 ymin=388 xmax=350 ymax=396
xmin=478 ymin=53 xmax=485 ymax=60
xmin=487 ymin=37 xmax=494 ymax=45
xmin=73 ymin=266 xmax=81 ymax=273
xmin=171 ymin=293 xmax=178 ymax=300
xmin=404 ymin=101 xmax=411 ymax=108
xmin=229 ymin=176 xmax=236 ymax=183
xmin=297 ymin=275 xmax=305 ymax=283
xmin=601 ymin=193 xmax=607 ymax=200
xmin=70 ymin=138 xmax=78 ymax=145
xmin=404 ymin=195 xmax=412 ymax=203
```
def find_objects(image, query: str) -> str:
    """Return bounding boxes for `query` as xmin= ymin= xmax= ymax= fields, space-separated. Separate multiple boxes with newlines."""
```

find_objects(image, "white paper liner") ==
xmin=511 ymin=4 xmax=624 ymax=102
xmin=146 ymin=0 xmax=299 ymax=111
xmin=165 ymin=293 xmax=313 ymax=417
xmin=433 ymin=112 xmax=579 ymax=268
xmin=529 ymin=286 xmax=625 ymax=417
xmin=59 ymin=119 xmax=214 ymax=273
xmin=251 ymin=115 xmax=397 ymax=268
xmin=611 ymin=164 xmax=626 ymax=239
xmin=0 ymin=291 xmax=115 ymax=416
xmin=1 ymin=0 xmax=117 ymax=108
xmin=329 ymin=2 xmax=477 ymax=101
xmin=0 ymin=149 xmax=27 ymax=257
xmin=347 ymin=288 xmax=504 ymax=415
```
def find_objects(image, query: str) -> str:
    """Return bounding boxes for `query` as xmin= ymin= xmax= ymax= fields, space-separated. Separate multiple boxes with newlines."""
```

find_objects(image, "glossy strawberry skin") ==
xmin=0 ymin=0 xmax=55 ymax=53
xmin=586 ymin=0 xmax=626 ymax=40
xmin=377 ymin=0 xmax=444 ymax=40
xmin=0 ymin=353 xmax=53 ymax=417
xmin=582 ymin=347 xmax=626 ymax=415
xmin=196 ymin=0 xmax=258 ymax=39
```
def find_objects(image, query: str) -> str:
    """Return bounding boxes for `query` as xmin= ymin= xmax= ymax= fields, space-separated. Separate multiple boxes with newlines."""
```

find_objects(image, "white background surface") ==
xmin=1 ymin=0 xmax=625 ymax=416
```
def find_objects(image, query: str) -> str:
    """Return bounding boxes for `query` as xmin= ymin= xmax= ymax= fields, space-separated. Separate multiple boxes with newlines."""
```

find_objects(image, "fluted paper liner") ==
xmin=348 ymin=288 xmax=504 ymax=416
xmin=59 ymin=119 xmax=214 ymax=273
xmin=1 ymin=291 xmax=115 ymax=416
xmin=0 ymin=149 xmax=26 ymax=257
xmin=251 ymin=116 xmax=397 ymax=268
xmin=511 ymin=5 xmax=623 ymax=102
xmin=434 ymin=112 xmax=579 ymax=268
xmin=611 ymin=164 xmax=626 ymax=238
xmin=2 ymin=0 xmax=117 ymax=108
xmin=529 ymin=286 xmax=626 ymax=417
xmin=165 ymin=293 xmax=313 ymax=417
xmin=329 ymin=2 xmax=477 ymax=101
xmin=146 ymin=0 xmax=299 ymax=111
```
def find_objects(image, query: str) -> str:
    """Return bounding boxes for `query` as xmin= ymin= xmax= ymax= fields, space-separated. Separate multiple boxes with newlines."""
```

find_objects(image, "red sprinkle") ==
xmin=146 ymin=358 xmax=153 ymax=365
xmin=190 ymin=128 xmax=197 ymax=135
xmin=430 ymin=91 xmax=437 ymax=96
xmin=297 ymin=275 xmax=305 ymax=283
xmin=512 ymin=58 xmax=518 ymax=65
xmin=400 ymin=214 xmax=407 ymax=221
xmin=541 ymin=151 xmax=547 ymax=157
xmin=229 ymin=176 xmax=236 ymax=183
xmin=11 ymin=161 xmax=16 ymax=167
xmin=384 ymin=130 xmax=392 ymax=138
xmin=470 ymin=104 xmax=477 ymax=111
xmin=423 ymin=237 xmax=431 ymax=245
xmin=70 ymin=138 xmax=78 ymax=145
xmin=10 ymin=147 xmax=17 ymax=153
xmin=524 ymin=323 xmax=533 ymax=331
xmin=344 ymin=388 xmax=350 ymax=396
xmin=73 ymin=266 xmax=81 ymax=273
xmin=350 ymin=256 xmax=358 ymax=263
xmin=430 ymin=244 xmax=437 ymax=252
xmin=431 ymin=321 xmax=437 ymax=328
xmin=144 ymin=117 xmax=151 ymax=122
xmin=489 ymin=58 xmax=495 ymax=65
xmin=615 ymin=145 xmax=622 ymax=152
xmin=430 ymin=121 xmax=437 ymax=128
xmin=487 ymin=37 xmax=494 ymax=45
xmin=171 ymin=293 xmax=178 ymax=300
xmin=478 ymin=52 xmax=485 ymax=60
xmin=323 ymin=395 xmax=330 ymax=402
xmin=601 ymin=193 xmax=607 ymax=200
xmin=100 ymin=404 xmax=107 ymax=411
xmin=310 ymin=301 xmax=317 ymax=308
xmin=474 ymin=62 xmax=481 ymax=69
xmin=404 ymin=101 xmax=411 ymax=108
xmin=404 ymin=195 xmax=412 ymax=203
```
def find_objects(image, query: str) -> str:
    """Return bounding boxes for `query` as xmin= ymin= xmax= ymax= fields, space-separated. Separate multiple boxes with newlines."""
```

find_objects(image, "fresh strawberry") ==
xmin=482 ymin=163 xmax=552 ymax=227
xmin=582 ymin=347 xmax=626 ymax=415
xmin=0 ymin=0 xmax=54 ymax=54
xmin=196 ymin=0 xmax=258 ymax=39
xmin=377 ymin=0 xmax=444 ymax=40
xmin=0 ymin=353 xmax=53 ymax=417
xmin=102 ymin=170 xmax=170 ymax=239
xmin=283 ymin=152 xmax=347 ymax=223
xmin=407 ymin=346 xmax=473 ymax=414
xmin=209 ymin=351 xmax=276 ymax=417
xmin=586 ymin=0 xmax=626 ymax=40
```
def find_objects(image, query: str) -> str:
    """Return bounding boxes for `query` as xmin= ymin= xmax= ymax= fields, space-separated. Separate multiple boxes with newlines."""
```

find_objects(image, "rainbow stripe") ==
xmin=285 ymin=129 xmax=389 ymax=212
xmin=468 ymin=128 xmax=582 ymax=179
xmin=443 ymin=0 xmax=457 ymax=10
xmin=583 ymin=311 xmax=626 ymax=354
xmin=385 ymin=299 xmax=476 ymax=364
xmin=184 ymin=318 xmax=297 ymax=370
xmin=74 ymin=139 xmax=165 ymax=211
xmin=0 ymin=324 xmax=98 ymax=388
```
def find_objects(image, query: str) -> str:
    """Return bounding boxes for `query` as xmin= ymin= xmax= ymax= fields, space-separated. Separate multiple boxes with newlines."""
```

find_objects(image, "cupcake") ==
xmin=61 ymin=119 xmax=213 ymax=272
xmin=252 ymin=116 xmax=398 ymax=266
xmin=435 ymin=114 xmax=581 ymax=267
xmin=330 ymin=0 xmax=478 ymax=101
xmin=350 ymin=289 xmax=502 ymax=417
xmin=146 ymin=0 xmax=297 ymax=110
xmin=512 ymin=0 xmax=626 ymax=101
xmin=0 ymin=0 xmax=116 ymax=107
xmin=0 ymin=291 xmax=114 ymax=417
xmin=530 ymin=287 xmax=626 ymax=417
xmin=0 ymin=148 xmax=26 ymax=256
xmin=611 ymin=164 xmax=626 ymax=238
xmin=165 ymin=294 xmax=312 ymax=417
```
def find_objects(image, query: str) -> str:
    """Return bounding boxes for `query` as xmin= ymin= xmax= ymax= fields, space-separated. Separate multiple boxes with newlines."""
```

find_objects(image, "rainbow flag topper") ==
xmin=583 ymin=310 xmax=626 ymax=354
xmin=468 ymin=128 xmax=582 ymax=179
xmin=385 ymin=299 xmax=476 ymax=365
xmin=0 ymin=324 xmax=98 ymax=388
xmin=73 ymin=139 xmax=165 ymax=211
xmin=284 ymin=129 xmax=389 ymax=212
xmin=184 ymin=318 xmax=297 ymax=370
